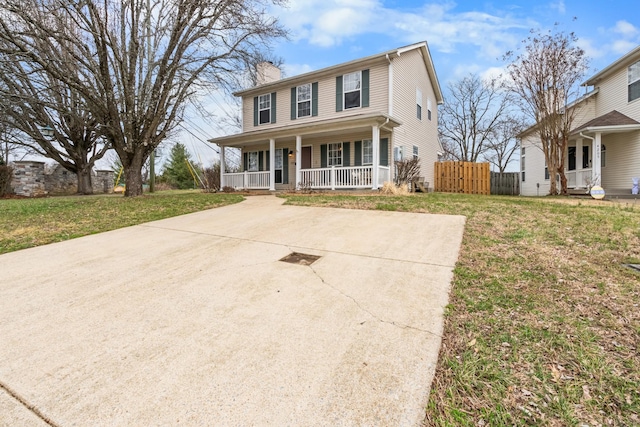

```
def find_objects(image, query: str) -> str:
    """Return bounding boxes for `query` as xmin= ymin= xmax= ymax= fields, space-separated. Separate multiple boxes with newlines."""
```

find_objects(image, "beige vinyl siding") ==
xmin=241 ymin=63 xmax=390 ymax=132
xmin=571 ymin=95 xmax=597 ymax=129
xmin=594 ymin=66 xmax=640 ymax=119
xmin=601 ymin=131 xmax=640 ymax=190
xmin=391 ymin=48 xmax=439 ymax=188
xmin=520 ymin=134 xmax=551 ymax=196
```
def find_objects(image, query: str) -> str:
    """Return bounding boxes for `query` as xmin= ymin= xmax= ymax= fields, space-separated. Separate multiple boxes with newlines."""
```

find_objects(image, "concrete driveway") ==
xmin=0 ymin=196 xmax=465 ymax=426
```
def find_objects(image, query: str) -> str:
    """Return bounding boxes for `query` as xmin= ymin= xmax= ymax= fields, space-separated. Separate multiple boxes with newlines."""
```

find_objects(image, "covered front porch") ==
xmin=210 ymin=112 xmax=401 ymax=191
xmin=567 ymin=110 xmax=640 ymax=190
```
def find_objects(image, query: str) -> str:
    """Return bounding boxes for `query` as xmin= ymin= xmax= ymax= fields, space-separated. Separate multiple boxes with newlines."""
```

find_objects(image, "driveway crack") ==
xmin=0 ymin=379 xmax=60 ymax=427
xmin=308 ymin=265 xmax=442 ymax=338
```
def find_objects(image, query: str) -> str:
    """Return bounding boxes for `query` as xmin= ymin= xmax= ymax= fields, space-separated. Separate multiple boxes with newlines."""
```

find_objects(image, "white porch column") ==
xmin=295 ymin=135 xmax=302 ymax=189
xmin=575 ymin=138 xmax=583 ymax=188
xmin=219 ymin=145 xmax=225 ymax=189
xmin=372 ymin=125 xmax=380 ymax=190
xmin=593 ymin=132 xmax=602 ymax=186
xmin=269 ymin=139 xmax=276 ymax=191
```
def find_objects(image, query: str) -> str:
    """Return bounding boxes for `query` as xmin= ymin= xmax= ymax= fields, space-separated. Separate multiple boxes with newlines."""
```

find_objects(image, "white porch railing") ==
xmin=223 ymin=171 xmax=270 ymax=190
xmin=300 ymin=165 xmax=389 ymax=189
xmin=566 ymin=168 xmax=592 ymax=188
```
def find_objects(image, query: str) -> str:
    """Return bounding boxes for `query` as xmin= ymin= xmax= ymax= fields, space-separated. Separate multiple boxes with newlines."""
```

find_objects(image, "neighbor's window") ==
xmin=413 ymin=145 xmax=419 ymax=160
xmin=544 ymin=159 xmax=549 ymax=180
xmin=328 ymin=142 xmax=342 ymax=166
xmin=258 ymin=94 xmax=271 ymax=124
xmin=362 ymin=139 xmax=373 ymax=165
xmin=297 ymin=83 xmax=311 ymax=118
xmin=343 ymin=71 xmax=361 ymax=109
xmin=248 ymin=151 xmax=259 ymax=172
xmin=416 ymin=88 xmax=423 ymax=120
xmin=629 ymin=60 xmax=640 ymax=102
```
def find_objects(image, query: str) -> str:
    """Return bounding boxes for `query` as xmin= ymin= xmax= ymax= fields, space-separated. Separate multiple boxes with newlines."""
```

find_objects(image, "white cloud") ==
xmin=272 ymin=1 xmax=532 ymax=58
xmin=282 ymin=63 xmax=315 ymax=77
xmin=611 ymin=39 xmax=638 ymax=55
xmin=550 ymin=0 xmax=566 ymax=15
xmin=613 ymin=20 xmax=639 ymax=37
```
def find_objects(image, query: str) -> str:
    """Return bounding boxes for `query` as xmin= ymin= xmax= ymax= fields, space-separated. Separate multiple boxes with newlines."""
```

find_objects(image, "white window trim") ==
xmin=343 ymin=71 xmax=361 ymax=110
xmin=258 ymin=94 xmax=271 ymax=125
xmin=416 ymin=88 xmax=423 ymax=120
xmin=394 ymin=146 xmax=403 ymax=162
xmin=413 ymin=145 xmax=418 ymax=160
xmin=362 ymin=139 xmax=373 ymax=165
xmin=427 ymin=98 xmax=432 ymax=121
xmin=629 ymin=60 xmax=640 ymax=102
xmin=297 ymin=83 xmax=311 ymax=118
xmin=328 ymin=142 xmax=343 ymax=167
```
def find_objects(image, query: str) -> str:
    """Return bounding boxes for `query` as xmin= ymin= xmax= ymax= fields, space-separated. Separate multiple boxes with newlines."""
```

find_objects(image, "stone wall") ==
xmin=12 ymin=161 xmax=46 ymax=197
xmin=10 ymin=161 xmax=115 ymax=197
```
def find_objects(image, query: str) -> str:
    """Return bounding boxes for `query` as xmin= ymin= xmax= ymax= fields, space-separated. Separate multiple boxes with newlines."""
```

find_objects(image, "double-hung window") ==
xmin=629 ymin=60 xmax=640 ymax=102
xmin=328 ymin=143 xmax=342 ymax=166
xmin=427 ymin=98 xmax=432 ymax=121
xmin=248 ymin=152 xmax=259 ymax=172
xmin=416 ymin=89 xmax=423 ymax=120
xmin=258 ymin=94 xmax=271 ymax=124
xmin=413 ymin=145 xmax=419 ymax=160
xmin=297 ymin=84 xmax=311 ymax=118
xmin=362 ymin=139 xmax=373 ymax=165
xmin=343 ymin=71 xmax=361 ymax=109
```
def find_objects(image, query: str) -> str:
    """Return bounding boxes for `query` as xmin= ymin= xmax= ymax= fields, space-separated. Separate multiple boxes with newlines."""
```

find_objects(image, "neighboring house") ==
xmin=520 ymin=46 xmax=640 ymax=196
xmin=209 ymin=42 xmax=443 ymax=191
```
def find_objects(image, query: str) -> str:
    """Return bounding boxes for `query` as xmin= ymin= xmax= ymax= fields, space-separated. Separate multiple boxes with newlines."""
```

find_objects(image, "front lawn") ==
xmin=282 ymin=193 xmax=640 ymax=426
xmin=0 ymin=191 xmax=243 ymax=254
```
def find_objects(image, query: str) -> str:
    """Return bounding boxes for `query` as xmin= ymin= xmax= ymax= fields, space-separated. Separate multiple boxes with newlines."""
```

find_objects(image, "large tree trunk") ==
xmin=76 ymin=168 xmax=94 ymax=195
xmin=123 ymin=151 xmax=147 ymax=197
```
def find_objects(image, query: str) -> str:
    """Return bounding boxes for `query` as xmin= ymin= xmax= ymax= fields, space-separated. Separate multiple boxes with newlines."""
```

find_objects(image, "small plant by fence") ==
xmin=491 ymin=172 xmax=520 ymax=196
xmin=434 ymin=161 xmax=490 ymax=195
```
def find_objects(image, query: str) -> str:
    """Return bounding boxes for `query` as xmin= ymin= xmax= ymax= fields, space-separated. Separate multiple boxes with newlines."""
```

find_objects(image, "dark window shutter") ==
xmin=379 ymin=138 xmax=389 ymax=166
xmin=362 ymin=69 xmax=370 ymax=108
xmin=259 ymin=151 xmax=264 ymax=171
xmin=243 ymin=152 xmax=249 ymax=171
xmin=282 ymin=148 xmax=289 ymax=184
xmin=271 ymin=92 xmax=277 ymax=124
xmin=266 ymin=150 xmax=270 ymax=171
xmin=343 ymin=142 xmax=350 ymax=167
xmin=354 ymin=141 xmax=362 ymax=166
xmin=291 ymin=87 xmax=297 ymax=120
xmin=336 ymin=76 xmax=343 ymax=112
xmin=253 ymin=97 xmax=258 ymax=127
xmin=321 ymin=144 xmax=328 ymax=168
xmin=312 ymin=82 xmax=319 ymax=116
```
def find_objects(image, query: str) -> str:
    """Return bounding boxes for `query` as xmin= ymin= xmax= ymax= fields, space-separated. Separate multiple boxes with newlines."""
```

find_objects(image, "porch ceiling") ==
xmin=208 ymin=112 xmax=402 ymax=148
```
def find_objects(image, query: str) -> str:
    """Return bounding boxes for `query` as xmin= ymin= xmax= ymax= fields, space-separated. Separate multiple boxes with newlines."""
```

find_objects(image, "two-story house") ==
xmin=209 ymin=42 xmax=443 ymax=191
xmin=520 ymin=46 xmax=640 ymax=196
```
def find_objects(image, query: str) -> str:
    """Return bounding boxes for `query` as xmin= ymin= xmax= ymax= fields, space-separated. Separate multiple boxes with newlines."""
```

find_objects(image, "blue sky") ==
xmin=169 ymin=0 xmax=640 ymax=167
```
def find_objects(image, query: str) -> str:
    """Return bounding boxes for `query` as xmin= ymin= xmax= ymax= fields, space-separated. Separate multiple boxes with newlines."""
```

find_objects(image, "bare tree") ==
xmin=439 ymin=74 xmax=513 ymax=162
xmin=504 ymin=27 xmax=589 ymax=195
xmin=483 ymin=115 xmax=526 ymax=173
xmin=0 ymin=0 xmax=286 ymax=196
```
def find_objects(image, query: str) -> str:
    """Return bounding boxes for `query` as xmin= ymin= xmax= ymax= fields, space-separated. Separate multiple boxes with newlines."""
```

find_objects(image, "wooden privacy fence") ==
xmin=491 ymin=172 xmax=520 ymax=196
xmin=434 ymin=161 xmax=490 ymax=195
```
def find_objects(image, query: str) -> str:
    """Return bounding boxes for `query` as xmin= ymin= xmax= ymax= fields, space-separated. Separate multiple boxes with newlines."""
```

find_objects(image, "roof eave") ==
xmin=575 ymin=124 xmax=640 ymax=135
xmin=583 ymin=45 xmax=640 ymax=86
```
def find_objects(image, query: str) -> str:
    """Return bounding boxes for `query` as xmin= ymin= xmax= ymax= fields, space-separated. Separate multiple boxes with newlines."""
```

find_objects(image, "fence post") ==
xmin=331 ymin=166 xmax=335 ymax=191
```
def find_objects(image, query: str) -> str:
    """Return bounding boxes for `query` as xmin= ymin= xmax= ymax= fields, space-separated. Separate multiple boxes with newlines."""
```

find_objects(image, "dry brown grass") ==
xmin=282 ymin=193 xmax=640 ymax=426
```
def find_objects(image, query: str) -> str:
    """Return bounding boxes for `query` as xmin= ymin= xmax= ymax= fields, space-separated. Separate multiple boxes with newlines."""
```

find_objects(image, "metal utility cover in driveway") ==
xmin=0 ymin=196 xmax=465 ymax=426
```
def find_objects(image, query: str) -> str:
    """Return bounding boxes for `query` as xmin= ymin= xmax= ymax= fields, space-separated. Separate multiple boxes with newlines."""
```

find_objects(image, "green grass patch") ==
xmin=0 ymin=190 xmax=243 ymax=254
xmin=282 ymin=192 xmax=640 ymax=426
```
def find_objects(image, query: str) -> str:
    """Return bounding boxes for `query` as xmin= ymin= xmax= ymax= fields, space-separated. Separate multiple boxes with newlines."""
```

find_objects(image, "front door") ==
xmin=301 ymin=146 xmax=312 ymax=169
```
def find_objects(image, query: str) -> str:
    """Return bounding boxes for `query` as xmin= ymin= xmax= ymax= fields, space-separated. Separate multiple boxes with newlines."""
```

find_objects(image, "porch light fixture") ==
xmin=288 ymin=150 xmax=293 ymax=158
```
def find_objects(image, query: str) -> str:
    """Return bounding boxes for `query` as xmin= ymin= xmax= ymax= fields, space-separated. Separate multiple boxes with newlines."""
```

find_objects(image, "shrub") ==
xmin=0 ymin=165 xmax=13 ymax=197
xmin=394 ymin=158 xmax=421 ymax=186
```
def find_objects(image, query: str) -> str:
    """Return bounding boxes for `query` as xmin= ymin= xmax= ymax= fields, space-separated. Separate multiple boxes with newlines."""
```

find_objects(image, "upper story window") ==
xmin=258 ymin=94 xmax=271 ymax=124
xmin=336 ymin=70 xmax=369 ymax=112
xmin=427 ymin=98 xmax=432 ymax=121
xmin=297 ymin=84 xmax=311 ymax=118
xmin=344 ymin=71 xmax=361 ymax=109
xmin=362 ymin=139 xmax=373 ymax=165
xmin=629 ymin=60 xmax=640 ymax=102
xmin=416 ymin=88 xmax=423 ymax=120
